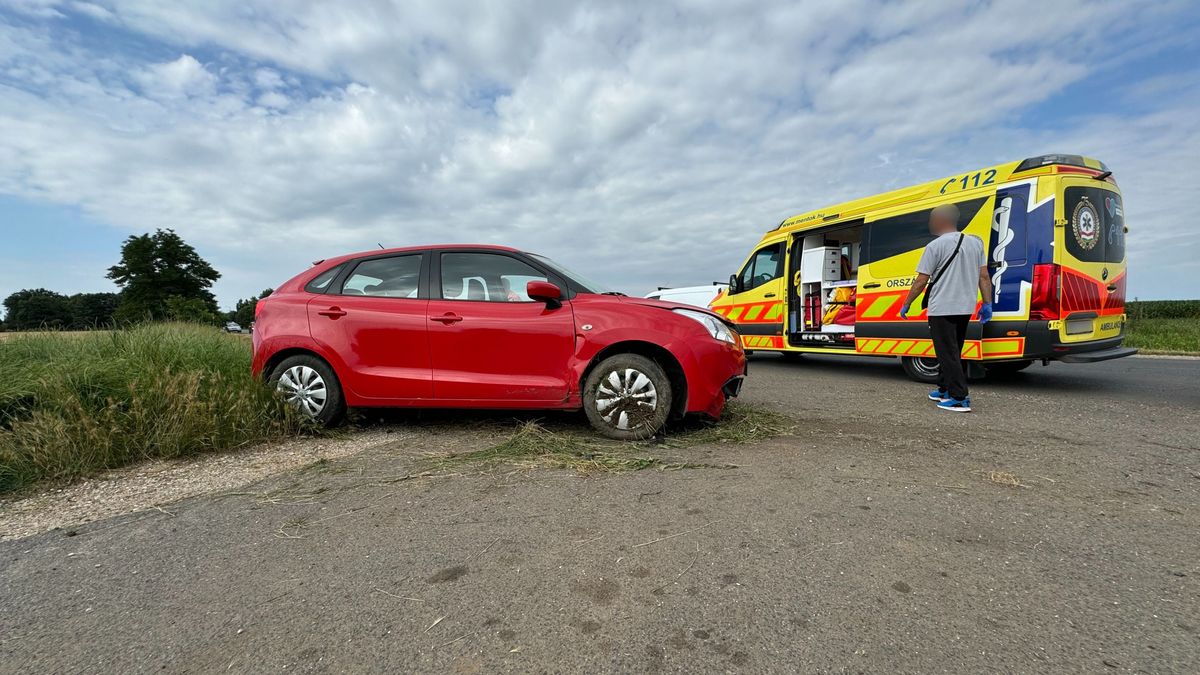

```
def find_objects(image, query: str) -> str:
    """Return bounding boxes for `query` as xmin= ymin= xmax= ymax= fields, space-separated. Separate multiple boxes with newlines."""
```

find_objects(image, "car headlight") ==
xmin=673 ymin=308 xmax=736 ymax=344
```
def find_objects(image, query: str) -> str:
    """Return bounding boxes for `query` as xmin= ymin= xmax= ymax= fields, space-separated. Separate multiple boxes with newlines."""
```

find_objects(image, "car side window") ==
xmin=341 ymin=255 xmax=422 ymax=298
xmin=738 ymin=244 xmax=784 ymax=293
xmin=304 ymin=263 xmax=343 ymax=294
xmin=440 ymin=253 xmax=548 ymax=302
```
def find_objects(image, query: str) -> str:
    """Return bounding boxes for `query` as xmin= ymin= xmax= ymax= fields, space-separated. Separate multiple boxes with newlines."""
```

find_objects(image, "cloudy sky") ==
xmin=1 ymin=0 xmax=1198 ymax=310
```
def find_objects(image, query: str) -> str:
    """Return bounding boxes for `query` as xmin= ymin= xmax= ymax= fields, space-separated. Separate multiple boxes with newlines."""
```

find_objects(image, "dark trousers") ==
xmin=928 ymin=315 xmax=971 ymax=400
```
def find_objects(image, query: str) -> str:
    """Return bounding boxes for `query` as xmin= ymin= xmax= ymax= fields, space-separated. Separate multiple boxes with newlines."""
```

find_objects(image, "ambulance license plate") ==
xmin=1066 ymin=318 xmax=1093 ymax=335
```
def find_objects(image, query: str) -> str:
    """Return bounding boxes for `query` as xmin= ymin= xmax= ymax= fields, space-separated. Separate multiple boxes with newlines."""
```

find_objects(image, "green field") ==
xmin=1124 ymin=300 xmax=1200 ymax=354
xmin=0 ymin=323 xmax=307 ymax=492
xmin=1124 ymin=318 xmax=1200 ymax=354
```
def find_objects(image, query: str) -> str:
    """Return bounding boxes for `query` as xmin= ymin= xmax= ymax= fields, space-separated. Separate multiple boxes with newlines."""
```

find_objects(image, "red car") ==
xmin=252 ymin=245 xmax=746 ymax=439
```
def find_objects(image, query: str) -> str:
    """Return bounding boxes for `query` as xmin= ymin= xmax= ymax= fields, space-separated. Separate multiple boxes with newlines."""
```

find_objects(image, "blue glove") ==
xmin=979 ymin=303 xmax=993 ymax=324
xmin=899 ymin=304 xmax=909 ymax=320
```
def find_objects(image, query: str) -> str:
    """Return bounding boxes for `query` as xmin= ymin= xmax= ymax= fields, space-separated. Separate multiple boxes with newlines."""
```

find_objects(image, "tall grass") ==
xmin=1124 ymin=318 xmax=1200 ymax=353
xmin=1124 ymin=301 xmax=1200 ymax=353
xmin=0 ymin=323 xmax=306 ymax=492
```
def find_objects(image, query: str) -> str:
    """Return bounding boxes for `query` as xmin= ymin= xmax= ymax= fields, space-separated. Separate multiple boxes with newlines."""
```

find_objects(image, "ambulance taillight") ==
xmin=1030 ymin=263 xmax=1061 ymax=321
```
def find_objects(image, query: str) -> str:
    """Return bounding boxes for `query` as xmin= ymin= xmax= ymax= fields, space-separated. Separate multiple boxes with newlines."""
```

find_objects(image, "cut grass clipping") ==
xmin=435 ymin=402 xmax=792 ymax=474
xmin=0 ymin=323 xmax=309 ymax=492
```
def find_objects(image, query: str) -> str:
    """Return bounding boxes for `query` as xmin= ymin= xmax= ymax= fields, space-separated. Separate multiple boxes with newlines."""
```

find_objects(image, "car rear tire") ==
xmin=583 ymin=354 xmax=672 ymax=441
xmin=268 ymin=355 xmax=346 ymax=427
xmin=901 ymin=356 xmax=940 ymax=383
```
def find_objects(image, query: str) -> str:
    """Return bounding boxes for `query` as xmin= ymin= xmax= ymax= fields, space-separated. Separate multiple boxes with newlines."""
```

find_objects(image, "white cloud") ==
xmin=69 ymin=1 xmax=112 ymax=21
xmin=133 ymin=54 xmax=216 ymax=100
xmin=256 ymin=90 xmax=288 ymax=109
xmin=0 ymin=0 xmax=1197 ymax=306
xmin=0 ymin=0 xmax=64 ymax=19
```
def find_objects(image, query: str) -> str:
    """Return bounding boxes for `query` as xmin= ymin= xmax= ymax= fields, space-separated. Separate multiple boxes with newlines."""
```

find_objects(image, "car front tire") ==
xmin=268 ymin=354 xmax=346 ymax=427
xmin=583 ymin=354 xmax=672 ymax=441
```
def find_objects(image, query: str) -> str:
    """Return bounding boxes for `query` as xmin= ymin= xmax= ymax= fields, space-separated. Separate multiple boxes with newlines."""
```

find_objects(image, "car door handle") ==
xmin=862 ymin=282 xmax=881 ymax=289
xmin=432 ymin=313 xmax=463 ymax=325
xmin=317 ymin=307 xmax=347 ymax=319
xmin=763 ymin=293 xmax=776 ymax=298
xmin=1106 ymin=284 xmax=1118 ymax=292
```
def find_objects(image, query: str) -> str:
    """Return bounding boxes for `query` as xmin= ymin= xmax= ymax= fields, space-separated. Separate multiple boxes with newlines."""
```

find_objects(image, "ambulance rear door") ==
xmin=1055 ymin=178 xmax=1127 ymax=343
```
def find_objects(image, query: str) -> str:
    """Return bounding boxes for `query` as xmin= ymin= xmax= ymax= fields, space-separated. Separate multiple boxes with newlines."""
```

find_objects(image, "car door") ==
xmin=307 ymin=252 xmax=432 ymax=401
xmin=427 ymin=250 xmax=575 ymax=402
xmin=711 ymin=242 xmax=786 ymax=344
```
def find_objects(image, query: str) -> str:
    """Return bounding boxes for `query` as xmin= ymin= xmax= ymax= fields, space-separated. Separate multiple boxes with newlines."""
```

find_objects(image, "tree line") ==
xmin=1 ymin=229 xmax=270 ymax=331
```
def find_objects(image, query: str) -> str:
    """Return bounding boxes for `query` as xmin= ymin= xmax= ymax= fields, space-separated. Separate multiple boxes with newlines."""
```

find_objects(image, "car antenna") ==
xmin=377 ymin=243 xmax=385 ymax=249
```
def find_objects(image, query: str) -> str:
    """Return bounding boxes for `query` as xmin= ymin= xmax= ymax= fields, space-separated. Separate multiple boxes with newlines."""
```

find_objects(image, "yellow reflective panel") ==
xmin=861 ymin=295 xmax=898 ymax=319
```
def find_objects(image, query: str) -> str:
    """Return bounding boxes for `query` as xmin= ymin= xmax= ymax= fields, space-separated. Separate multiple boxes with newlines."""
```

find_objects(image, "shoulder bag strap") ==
xmin=923 ymin=233 xmax=964 ymax=308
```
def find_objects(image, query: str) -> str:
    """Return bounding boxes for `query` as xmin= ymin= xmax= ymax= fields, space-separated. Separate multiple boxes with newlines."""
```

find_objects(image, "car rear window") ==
xmin=1064 ymin=187 xmax=1125 ymax=263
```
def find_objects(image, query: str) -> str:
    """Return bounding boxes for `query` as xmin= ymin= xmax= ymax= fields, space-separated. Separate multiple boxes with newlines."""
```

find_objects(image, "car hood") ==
xmin=605 ymin=295 xmax=735 ymax=329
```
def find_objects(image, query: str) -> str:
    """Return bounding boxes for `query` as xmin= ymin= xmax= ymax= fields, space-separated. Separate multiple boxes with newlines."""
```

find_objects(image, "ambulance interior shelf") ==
xmin=798 ymin=244 xmax=858 ymax=333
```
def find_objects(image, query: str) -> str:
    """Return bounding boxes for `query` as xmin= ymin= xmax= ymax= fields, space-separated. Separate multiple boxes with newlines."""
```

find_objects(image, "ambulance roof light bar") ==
xmin=1016 ymin=154 xmax=1109 ymax=173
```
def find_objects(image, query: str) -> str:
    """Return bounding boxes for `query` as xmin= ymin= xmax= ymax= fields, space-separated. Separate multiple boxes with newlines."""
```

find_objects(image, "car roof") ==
xmin=318 ymin=243 xmax=523 ymax=266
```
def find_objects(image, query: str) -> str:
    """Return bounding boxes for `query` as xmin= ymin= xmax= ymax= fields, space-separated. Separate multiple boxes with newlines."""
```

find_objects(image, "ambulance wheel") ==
xmin=901 ymin=356 xmax=940 ymax=384
xmin=987 ymin=360 xmax=1033 ymax=377
xmin=583 ymin=354 xmax=672 ymax=441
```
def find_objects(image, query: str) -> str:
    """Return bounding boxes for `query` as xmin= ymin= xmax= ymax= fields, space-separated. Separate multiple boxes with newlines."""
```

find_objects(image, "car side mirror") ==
xmin=728 ymin=274 xmax=741 ymax=294
xmin=527 ymin=280 xmax=562 ymax=308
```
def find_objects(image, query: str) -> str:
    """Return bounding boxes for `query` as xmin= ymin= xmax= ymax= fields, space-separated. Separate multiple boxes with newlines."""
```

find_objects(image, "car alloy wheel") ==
xmin=276 ymin=364 xmax=328 ymax=417
xmin=595 ymin=368 xmax=659 ymax=431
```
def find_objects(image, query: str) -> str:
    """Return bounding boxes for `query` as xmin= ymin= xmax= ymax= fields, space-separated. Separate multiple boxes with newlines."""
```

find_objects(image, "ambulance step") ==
xmin=1058 ymin=347 xmax=1138 ymax=363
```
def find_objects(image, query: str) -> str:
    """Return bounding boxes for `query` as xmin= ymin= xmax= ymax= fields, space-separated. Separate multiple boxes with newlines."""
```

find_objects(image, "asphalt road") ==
xmin=2 ymin=355 xmax=1198 ymax=674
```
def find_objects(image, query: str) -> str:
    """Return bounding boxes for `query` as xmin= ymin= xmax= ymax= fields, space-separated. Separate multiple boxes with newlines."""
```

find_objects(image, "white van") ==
xmin=645 ymin=284 xmax=728 ymax=309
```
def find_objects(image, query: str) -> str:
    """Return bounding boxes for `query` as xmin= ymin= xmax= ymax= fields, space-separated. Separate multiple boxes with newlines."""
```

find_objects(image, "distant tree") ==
xmin=107 ymin=229 xmax=220 ymax=323
xmin=2 ymin=289 xmax=72 ymax=330
xmin=67 ymin=292 xmax=119 ymax=329
xmin=164 ymin=295 xmax=221 ymax=324
xmin=232 ymin=288 xmax=273 ymax=327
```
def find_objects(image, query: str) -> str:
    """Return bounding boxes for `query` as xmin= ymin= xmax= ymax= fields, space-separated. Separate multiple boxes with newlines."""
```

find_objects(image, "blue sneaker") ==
xmin=936 ymin=397 xmax=972 ymax=413
xmin=928 ymin=388 xmax=951 ymax=402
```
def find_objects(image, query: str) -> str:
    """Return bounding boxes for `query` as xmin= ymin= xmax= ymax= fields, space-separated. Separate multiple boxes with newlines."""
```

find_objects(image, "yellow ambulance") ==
xmin=711 ymin=154 xmax=1135 ymax=382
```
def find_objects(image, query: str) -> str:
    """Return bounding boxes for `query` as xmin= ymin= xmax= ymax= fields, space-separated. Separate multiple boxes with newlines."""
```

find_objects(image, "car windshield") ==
xmin=529 ymin=254 xmax=620 ymax=295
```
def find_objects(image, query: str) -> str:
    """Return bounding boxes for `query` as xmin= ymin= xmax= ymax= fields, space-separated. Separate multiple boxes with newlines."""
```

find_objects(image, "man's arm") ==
xmin=978 ymin=266 xmax=994 ymax=304
xmin=900 ymin=273 xmax=929 ymax=317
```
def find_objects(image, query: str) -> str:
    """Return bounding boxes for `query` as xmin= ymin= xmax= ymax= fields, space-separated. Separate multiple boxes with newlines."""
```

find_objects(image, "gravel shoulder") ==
xmin=0 ymin=431 xmax=404 ymax=540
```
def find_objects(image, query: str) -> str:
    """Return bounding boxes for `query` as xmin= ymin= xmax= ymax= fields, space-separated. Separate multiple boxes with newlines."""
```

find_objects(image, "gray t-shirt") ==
xmin=916 ymin=232 xmax=986 ymax=316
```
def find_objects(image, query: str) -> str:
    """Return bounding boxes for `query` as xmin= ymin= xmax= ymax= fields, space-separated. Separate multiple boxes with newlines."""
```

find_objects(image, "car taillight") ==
xmin=255 ymin=299 xmax=266 ymax=318
xmin=1030 ymin=263 xmax=1060 ymax=321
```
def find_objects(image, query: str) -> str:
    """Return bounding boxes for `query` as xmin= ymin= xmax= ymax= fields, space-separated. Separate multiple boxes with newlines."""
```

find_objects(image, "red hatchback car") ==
xmin=252 ymin=245 xmax=746 ymax=439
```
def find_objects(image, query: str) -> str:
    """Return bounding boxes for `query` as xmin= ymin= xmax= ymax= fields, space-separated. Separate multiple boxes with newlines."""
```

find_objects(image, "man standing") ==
xmin=899 ymin=204 xmax=993 ymax=412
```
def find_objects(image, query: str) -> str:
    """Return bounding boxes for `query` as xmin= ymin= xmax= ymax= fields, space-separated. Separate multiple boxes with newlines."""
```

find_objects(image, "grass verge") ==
xmin=0 ymin=323 xmax=308 ymax=492
xmin=1124 ymin=318 xmax=1200 ymax=354
xmin=434 ymin=402 xmax=793 ymax=474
